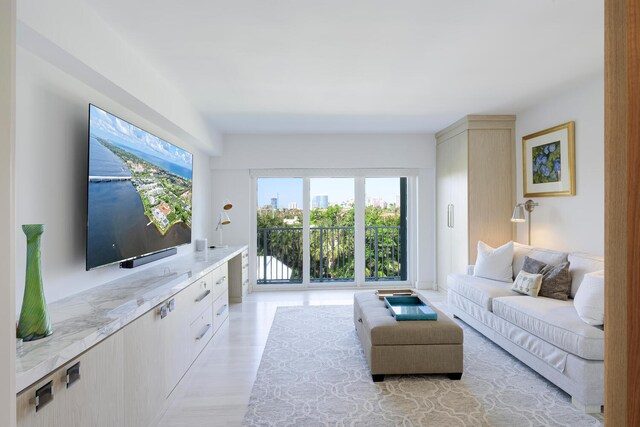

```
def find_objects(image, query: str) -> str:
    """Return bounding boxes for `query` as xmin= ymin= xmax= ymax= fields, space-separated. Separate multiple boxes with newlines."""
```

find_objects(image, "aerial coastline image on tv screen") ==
xmin=87 ymin=104 xmax=193 ymax=270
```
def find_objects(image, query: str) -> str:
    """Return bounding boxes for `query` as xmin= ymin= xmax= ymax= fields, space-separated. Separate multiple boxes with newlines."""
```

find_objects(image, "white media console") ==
xmin=15 ymin=245 xmax=248 ymax=427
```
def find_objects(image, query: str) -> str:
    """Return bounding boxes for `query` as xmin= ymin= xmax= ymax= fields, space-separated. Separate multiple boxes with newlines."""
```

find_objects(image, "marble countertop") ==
xmin=15 ymin=246 xmax=247 ymax=394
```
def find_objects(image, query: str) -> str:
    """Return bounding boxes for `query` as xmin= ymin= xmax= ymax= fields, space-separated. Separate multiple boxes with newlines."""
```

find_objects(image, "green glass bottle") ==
xmin=17 ymin=224 xmax=53 ymax=341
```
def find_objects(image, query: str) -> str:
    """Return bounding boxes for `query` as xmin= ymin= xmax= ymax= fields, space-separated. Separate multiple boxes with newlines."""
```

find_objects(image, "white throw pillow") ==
xmin=573 ymin=270 xmax=605 ymax=326
xmin=473 ymin=241 xmax=514 ymax=282
xmin=512 ymin=271 xmax=543 ymax=296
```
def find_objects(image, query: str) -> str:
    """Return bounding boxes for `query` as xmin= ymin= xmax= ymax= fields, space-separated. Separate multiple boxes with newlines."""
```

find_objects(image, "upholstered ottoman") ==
xmin=354 ymin=291 xmax=464 ymax=382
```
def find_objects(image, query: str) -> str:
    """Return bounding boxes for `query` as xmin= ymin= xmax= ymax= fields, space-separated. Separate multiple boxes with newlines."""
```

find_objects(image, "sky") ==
xmin=257 ymin=177 xmax=401 ymax=208
xmin=89 ymin=104 xmax=192 ymax=169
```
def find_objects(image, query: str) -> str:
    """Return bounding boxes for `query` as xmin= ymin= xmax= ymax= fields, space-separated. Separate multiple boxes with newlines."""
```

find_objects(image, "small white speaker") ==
xmin=195 ymin=239 xmax=208 ymax=252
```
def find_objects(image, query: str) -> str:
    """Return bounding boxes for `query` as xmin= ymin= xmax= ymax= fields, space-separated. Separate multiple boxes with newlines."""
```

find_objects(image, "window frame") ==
xmin=250 ymin=168 xmax=418 ymax=290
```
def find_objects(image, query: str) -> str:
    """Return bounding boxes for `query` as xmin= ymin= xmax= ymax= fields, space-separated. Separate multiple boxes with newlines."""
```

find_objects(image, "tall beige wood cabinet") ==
xmin=436 ymin=115 xmax=516 ymax=291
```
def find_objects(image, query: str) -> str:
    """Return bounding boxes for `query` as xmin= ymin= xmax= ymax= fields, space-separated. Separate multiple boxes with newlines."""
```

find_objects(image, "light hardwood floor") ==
xmin=154 ymin=289 xmax=445 ymax=426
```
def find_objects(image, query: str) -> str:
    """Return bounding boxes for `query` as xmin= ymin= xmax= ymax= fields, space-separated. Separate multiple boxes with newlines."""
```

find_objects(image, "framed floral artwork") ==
xmin=522 ymin=121 xmax=575 ymax=197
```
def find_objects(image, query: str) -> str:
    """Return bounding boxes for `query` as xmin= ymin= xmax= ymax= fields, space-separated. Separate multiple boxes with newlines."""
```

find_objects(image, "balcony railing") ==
xmin=256 ymin=227 xmax=303 ymax=284
xmin=365 ymin=226 xmax=402 ymax=281
xmin=310 ymin=226 xmax=355 ymax=282
xmin=256 ymin=225 xmax=402 ymax=284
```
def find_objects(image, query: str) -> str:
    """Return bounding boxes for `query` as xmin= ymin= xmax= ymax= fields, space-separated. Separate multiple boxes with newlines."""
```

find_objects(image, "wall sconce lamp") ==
xmin=212 ymin=200 xmax=233 ymax=248
xmin=511 ymin=199 xmax=539 ymax=245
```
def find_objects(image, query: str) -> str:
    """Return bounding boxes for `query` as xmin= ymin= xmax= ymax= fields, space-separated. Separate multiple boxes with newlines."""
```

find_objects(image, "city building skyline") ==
xmin=257 ymin=177 xmax=401 ymax=209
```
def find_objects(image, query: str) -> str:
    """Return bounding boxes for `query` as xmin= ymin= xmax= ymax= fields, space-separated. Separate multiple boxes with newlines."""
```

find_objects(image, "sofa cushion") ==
xmin=474 ymin=241 xmax=514 ymax=282
xmin=492 ymin=296 xmax=604 ymax=360
xmin=573 ymin=270 xmax=605 ymax=326
xmin=448 ymin=273 xmax=520 ymax=311
xmin=512 ymin=242 xmax=568 ymax=279
xmin=568 ymin=252 xmax=605 ymax=298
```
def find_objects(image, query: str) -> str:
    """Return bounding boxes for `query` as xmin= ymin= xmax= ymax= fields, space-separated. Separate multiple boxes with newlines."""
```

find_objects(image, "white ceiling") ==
xmin=85 ymin=0 xmax=603 ymax=134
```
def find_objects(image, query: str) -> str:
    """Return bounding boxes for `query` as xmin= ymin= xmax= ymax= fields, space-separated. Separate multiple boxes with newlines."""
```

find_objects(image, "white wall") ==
xmin=15 ymin=48 xmax=212 ymax=308
xmin=210 ymin=134 xmax=436 ymax=288
xmin=514 ymin=74 xmax=604 ymax=255
xmin=17 ymin=0 xmax=222 ymax=155
xmin=1 ymin=0 xmax=17 ymax=424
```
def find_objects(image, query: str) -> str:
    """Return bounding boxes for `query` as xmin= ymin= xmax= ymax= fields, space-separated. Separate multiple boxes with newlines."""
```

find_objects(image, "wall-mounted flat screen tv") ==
xmin=86 ymin=104 xmax=193 ymax=270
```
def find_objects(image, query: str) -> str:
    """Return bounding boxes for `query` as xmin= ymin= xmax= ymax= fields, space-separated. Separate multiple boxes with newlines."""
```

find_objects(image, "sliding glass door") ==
xmin=365 ymin=177 xmax=407 ymax=282
xmin=256 ymin=178 xmax=303 ymax=284
xmin=255 ymin=173 xmax=410 ymax=287
xmin=309 ymin=178 xmax=355 ymax=282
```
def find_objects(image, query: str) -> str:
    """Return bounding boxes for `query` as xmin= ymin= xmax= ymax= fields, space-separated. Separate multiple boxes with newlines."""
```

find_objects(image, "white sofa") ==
xmin=447 ymin=242 xmax=604 ymax=413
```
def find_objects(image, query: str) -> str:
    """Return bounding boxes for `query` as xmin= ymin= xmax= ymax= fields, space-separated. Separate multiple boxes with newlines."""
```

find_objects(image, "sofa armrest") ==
xmin=467 ymin=265 xmax=475 ymax=275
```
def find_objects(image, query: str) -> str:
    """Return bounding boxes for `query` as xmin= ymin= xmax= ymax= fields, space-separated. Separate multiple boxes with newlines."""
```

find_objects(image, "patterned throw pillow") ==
xmin=539 ymin=261 xmax=572 ymax=300
xmin=512 ymin=271 xmax=543 ymax=296
xmin=521 ymin=256 xmax=546 ymax=274
xmin=520 ymin=255 xmax=573 ymax=300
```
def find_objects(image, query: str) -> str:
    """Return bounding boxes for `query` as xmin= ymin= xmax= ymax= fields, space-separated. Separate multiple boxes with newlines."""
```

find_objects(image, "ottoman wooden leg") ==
xmin=447 ymin=372 xmax=462 ymax=380
xmin=372 ymin=374 xmax=385 ymax=382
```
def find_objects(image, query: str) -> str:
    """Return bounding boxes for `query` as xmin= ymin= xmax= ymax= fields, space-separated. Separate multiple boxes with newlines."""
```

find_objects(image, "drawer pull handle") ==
xmin=34 ymin=381 xmax=53 ymax=412
xmin=195 ymin=324 xmax=211 ymax=341
xmin=216 ymin=304 xmax=228 ymax=317
xmin=66 ymin=362 xmax=81 ymax=388
xmin=195 ymin=289 xmax=211 ymax=302
xmin=216 ymin=276 xmax=226 ymax=285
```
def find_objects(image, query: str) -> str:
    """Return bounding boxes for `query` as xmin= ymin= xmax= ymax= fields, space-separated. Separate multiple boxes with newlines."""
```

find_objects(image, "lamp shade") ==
xmin=511 ymin=204 xmax=526 ymax=222
xmin=220 ymin=211 xmax=231 ymax=225
xmin=222 ymin=199 xmax=233 ymax=210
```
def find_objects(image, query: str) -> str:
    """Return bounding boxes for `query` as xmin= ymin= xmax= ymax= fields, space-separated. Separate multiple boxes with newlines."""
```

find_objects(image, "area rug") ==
xmin=242 ymin=305 xmax=603 ymax=426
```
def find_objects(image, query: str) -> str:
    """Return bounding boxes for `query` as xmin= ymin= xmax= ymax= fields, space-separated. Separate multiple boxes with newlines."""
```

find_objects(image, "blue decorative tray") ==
xmin=384 ymin=296 xmax=438 ymax=321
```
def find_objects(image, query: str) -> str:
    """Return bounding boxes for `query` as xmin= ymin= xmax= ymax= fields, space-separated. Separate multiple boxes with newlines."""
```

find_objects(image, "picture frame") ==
xmin=522 ymin=121 xmax=575 ymax=197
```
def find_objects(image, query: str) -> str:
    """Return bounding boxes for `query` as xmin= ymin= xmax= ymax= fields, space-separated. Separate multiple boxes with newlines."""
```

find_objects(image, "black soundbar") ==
xmin=119 ymin=247 xmax=177 ymax=269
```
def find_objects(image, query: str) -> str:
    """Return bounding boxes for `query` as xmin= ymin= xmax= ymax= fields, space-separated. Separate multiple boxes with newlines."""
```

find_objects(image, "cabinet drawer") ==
xmin=189 ymin=305 xmax=213 ymax=361
xmin=210 ymin=264 xmax=228 ymax=300
xmin=186 ymin=273 xmax=213 ymax=322
xmin=213 ymin=290 xmax=229 ymax=333
xmin=242 ymin=276 xmax=249 ymax=297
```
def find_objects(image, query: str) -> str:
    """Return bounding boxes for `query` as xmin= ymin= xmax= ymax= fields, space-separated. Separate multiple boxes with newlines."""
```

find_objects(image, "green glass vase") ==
xmin=17 ymin=224 xmax=53 ymax=341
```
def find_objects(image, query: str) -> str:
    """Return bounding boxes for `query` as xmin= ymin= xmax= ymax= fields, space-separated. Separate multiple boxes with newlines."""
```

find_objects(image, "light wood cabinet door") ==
xmin=467 ymin=128 xmax=514 ymax=258
xmin=449 ymin=131 xmax=469 ymax=275
xmin=436 ymin=116 xmax=515 ymax=289
xmin=65 ymin=333 xmax=124 ymax=426
xmin=436 ymin=140 xmax=453 ymax=291
xmin=17 ymin=333 xmax=124 ymax=427
xmin=17 ymin=372 xmax=68 ymax=427
xmin=436 ymin=131 xmax=469 ymax=288
xmin=122 ymin=308 xmax=165 ymax=427
xmin=229 ymin=250 xmax=249 ymax=302
xmin=163 ymin=290 xmax=192 ymax=398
